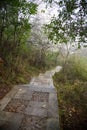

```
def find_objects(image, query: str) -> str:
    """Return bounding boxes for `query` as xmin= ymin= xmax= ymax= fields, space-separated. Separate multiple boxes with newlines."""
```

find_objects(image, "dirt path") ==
xmin=0 ymin=66 xmax=61 ymax=130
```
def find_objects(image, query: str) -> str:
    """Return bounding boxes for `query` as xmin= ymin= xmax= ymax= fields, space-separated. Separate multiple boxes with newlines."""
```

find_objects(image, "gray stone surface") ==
xmin=29 ymin=85 xmax=56 ymax=93
xmin=48 ymin=93 xmax=59 ymax=118
xmin=0 ymin=98 xmax=11 ymax=111
xmin=0 ymin=66 xmax=61 ymax=130
xmin=5 ymin=86 xmax=19 ymax=98
xmin=0 ymin=111 xmax=23 ymax=122
xmin=47 ymin=118 xmax=60 ymax=130
xmin=0 ymin=111 xmax=23 ymax=130
xmin=19 ymin=115 xmax=47 ymax=130
xmin=25 ymin=101 xmax=48 ymax=117
xmin=14 ymin=88 xmax=32 ymax=100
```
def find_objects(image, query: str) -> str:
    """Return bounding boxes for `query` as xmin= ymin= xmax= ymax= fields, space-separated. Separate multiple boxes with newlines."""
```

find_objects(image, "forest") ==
xmin=0 ymin=0 xmax=87 ymax=130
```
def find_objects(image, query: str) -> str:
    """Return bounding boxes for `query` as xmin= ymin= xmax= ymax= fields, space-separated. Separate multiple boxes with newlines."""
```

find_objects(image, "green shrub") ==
xmin=53 ymin=56 xmax=87 ymax=130
xmin=55 ymin=56 xmax=87 ymax=84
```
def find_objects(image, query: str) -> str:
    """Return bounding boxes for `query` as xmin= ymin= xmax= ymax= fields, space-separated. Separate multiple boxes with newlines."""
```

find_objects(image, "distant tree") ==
xmin=28 ymin=14 xmax=50 ymax=67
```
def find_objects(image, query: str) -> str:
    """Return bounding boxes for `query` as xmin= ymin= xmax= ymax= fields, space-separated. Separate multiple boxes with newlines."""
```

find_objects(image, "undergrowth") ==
xmin=0 ymin=49 xmax=59 ymax=99
xmin=53 ymin=56 xmax=87 ymax=130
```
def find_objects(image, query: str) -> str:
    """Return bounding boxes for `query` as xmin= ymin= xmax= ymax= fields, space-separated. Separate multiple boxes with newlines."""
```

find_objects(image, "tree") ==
xmin=27 ymin=13 xmax=50 ymax=67
xmin=44 ymin=0 xmax=87 ymax=68
xmin=44 ymin=0 xmax=87 ymax=49
xmin=0 ymin=0 xmax=38 ymax=64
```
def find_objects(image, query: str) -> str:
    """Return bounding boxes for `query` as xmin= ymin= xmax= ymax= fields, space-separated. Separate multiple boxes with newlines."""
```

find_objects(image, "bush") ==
xmin=55 ymin=56 xmax=87 ymax=84
xmin=53 ymin=56 xmax=87 ymax=130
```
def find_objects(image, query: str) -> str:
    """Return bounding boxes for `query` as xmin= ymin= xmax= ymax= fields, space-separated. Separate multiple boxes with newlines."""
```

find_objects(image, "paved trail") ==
xmin=0 ymin=66 xmax=61 ymax=130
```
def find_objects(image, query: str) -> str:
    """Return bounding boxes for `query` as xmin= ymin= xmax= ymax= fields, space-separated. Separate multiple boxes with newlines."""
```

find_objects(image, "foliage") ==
xmin=22 ymin=44 xmax=59 ymax=70
xmin=53 ymin=56 xmax=87 ymax=130
xmin=0 ymin=0 xmax=38 ymax=98
xmin=0 ymin=41 xmax=59 ymax=97
xmin=0 ymin=0 xmax=38 ymax=63
xmin=0 ymin=0 xmax=38 ymax=85
xmin=45 ymin=51 xmax=59 ymax=68
xmin=44 ymin=0 xmax=87 ymax=48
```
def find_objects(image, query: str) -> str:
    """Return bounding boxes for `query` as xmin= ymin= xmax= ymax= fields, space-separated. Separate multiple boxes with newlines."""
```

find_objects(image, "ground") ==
xmin=0 ymin=66 xmax=61 ymax=130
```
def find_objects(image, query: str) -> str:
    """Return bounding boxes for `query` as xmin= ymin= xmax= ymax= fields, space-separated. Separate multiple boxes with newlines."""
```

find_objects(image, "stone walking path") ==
xmin=0 ymin=66 xmax=61 ymax=130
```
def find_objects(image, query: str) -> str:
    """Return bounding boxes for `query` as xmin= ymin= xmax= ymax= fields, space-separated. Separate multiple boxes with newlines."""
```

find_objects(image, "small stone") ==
xmin=42 ymin=104 xmax=46 ymax=108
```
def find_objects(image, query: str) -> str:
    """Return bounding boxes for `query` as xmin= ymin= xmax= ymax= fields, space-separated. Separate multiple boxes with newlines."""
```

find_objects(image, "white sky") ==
xmin=30 ymin=0 xmax=58 ymax=25
xmin=38 ymin=1 xmax=58 ymax=24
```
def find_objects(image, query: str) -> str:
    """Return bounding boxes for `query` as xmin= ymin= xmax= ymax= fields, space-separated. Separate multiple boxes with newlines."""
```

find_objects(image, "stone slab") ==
xmin=19 ymin=115 xmax=47 ymax=130
xmin=47 ymin=118 xmax=60 ymax=130
xmin=0 ymin=98 xmax=11 ymax=111
xmin=5 ymin=86 xmax=19 ymax=98
xmin=29 ymin=85 xmax=56 ymax=93
xmin=14 ymin=88 xmax=32 ymax=100
xmin=25 ymin=101 xmax=48 ymax=117
xmin=0 ymin=111 xmax=23 ymax=130
xmin=48 ymin=93 xmax=59 ymax=119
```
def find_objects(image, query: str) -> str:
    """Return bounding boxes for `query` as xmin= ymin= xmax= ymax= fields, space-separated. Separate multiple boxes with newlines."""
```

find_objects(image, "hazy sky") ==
xmin=30 ymin=0 xmax=58 ymax=25
xmin=37 ymin=1 xmax=58 ymax=24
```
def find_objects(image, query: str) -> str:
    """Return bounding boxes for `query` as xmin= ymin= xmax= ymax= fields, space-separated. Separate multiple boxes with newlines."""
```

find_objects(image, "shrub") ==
xmin=53 ymin=56 xmax=87 ymax=130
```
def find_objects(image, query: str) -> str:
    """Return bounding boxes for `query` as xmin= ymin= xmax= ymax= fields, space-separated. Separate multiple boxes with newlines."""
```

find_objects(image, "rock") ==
xmin=47 ymin=118 xmax=60 ymax=130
